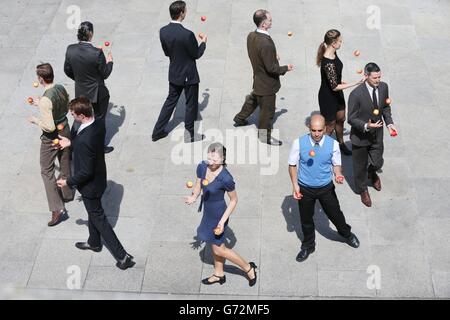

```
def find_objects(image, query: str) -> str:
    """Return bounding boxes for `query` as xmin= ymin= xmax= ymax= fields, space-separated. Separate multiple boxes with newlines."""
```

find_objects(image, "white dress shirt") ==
xmin=256 ymin=28 xmax=270 ymax=36
xmin=77 ymin=118 xmax=95 ymax=135
xmin=288 ymin=135 xmax=341 ymax=167
xmin=364 ymin=81 xmax=393 ymax=130
xmin=365 ymin=81 xmax=379 ymax=105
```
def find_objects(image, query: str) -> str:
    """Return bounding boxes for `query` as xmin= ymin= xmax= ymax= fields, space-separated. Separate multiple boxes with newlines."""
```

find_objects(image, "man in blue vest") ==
xmin=288 ymin=114 xmax=360 ymax=262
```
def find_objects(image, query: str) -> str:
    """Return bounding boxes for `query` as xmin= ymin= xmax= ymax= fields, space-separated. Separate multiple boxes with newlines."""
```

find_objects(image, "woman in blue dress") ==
xmin=185 ymin=143 xmax=257 ymax=286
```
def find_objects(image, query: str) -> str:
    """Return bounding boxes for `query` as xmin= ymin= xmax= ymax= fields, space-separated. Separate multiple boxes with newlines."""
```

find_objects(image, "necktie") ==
xmin=372 ymin=87 xmax=378 ymax=109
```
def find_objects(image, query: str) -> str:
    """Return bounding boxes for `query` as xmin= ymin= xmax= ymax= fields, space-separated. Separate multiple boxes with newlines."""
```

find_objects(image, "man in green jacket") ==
xmin=233 ymin=9 xmax=294 ymax=146
xmin=28 ymin=63 xmax=74 ymax=226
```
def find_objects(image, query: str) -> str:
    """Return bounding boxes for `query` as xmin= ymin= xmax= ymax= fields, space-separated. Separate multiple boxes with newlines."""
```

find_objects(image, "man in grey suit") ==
xmin=348 ymin=62 xmax=398 ymax=207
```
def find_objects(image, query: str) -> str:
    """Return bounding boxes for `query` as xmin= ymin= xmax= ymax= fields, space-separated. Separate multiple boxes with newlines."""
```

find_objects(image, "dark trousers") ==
xmin=234 ymin=92 xmax=276 ymax=131
xmin=297 ymin=182 xmax=351 ymax=250
xmin=82 ymin=196 xmax=126 ymax=261
xmin=92 ymin=87 xmax=110 ymax=146
xmin=152 ymin=82 xmax=199 ymax=138
xmin=352 ymin=142 xmax=384 ymax=194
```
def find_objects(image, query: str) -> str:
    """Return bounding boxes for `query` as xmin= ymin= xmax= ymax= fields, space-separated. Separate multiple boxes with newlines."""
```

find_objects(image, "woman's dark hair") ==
xmin=36 ymin=63 xmax=54 ymax=83
xmin=207 ymin=142 xmax=227 ymax=166
xmin=364 ymin=62 xmax=381 ymax=75
xmin=316 ymin=29 xmax=341 ymax=66
xmin=77 ymin=21 xmax=94 ymax=41
xmin=169 ymin=1 xmax=186 ymax=20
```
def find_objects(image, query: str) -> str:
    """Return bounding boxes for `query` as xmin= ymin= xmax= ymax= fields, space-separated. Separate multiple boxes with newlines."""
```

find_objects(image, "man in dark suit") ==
xmin=152 ymin=1 xmax=207 ymax=143
xmin=348 ymin=62 xmax=398 ymax=207
xmin=57 ymin=97 xmax=134 ymax=270
xmin=64 ymin=21 xmax=114 ymax=153
xmin=233 ymin=9 xmax=293 ymax=146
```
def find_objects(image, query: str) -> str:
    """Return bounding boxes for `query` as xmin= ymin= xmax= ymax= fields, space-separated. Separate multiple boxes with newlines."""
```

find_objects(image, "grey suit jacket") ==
xmin=348 ymin=81 xmax=394 ymax=146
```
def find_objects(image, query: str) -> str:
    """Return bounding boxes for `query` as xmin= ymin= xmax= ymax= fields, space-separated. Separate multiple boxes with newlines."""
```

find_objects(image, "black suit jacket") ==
xmin=67 ymin=119 xmax=107 ymax=198
xmin=348 ymin=81 xmax=394 ymax=146
xmin=64 ymin=42 xmax=113 ymax=103
xmin=160 ymin=22 xmax=206 ymax=86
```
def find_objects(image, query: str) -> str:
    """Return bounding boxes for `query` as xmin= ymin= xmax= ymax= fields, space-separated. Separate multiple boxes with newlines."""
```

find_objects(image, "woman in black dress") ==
xmin=317 ymin=29 xmax=363 ymax=155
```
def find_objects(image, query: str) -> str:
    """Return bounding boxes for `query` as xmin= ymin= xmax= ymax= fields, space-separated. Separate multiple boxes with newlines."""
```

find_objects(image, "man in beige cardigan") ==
xmin=233 ymin=9 xmax=294 ymax=146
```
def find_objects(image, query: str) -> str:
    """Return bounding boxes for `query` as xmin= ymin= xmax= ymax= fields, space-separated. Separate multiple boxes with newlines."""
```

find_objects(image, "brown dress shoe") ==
xmin=48 ymin=211 xmax=62 ymax=227
xmin=360 ymin=190 xmax=372 ymax=207
xmin=370 ymin=172 xmax=382 ymax=191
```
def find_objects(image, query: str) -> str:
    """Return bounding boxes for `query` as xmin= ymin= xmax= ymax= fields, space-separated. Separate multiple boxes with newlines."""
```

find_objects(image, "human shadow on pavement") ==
xmin=281 ymin=195 xmax=346 ymax=245
xmin=190 ymin=226 xmax=250 ymax=277
xmin=242 ymin=107 xmax=288 ymax=128
xmin=75 ymin=180 xmax=124 ymax=228
xmin=341 ymin=152 xmax=358 ymax=194
xmin=105 ymin=102 xmax=126 ymax=146
xmin=165 ymin=88 xmax=210 ymax=133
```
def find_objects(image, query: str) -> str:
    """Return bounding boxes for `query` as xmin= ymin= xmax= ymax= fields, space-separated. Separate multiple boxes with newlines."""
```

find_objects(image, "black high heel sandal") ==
xmin=246 ymin=262 xmax=257 ymax=287
xmin=201 ymin=274 xmax=226 ymax=285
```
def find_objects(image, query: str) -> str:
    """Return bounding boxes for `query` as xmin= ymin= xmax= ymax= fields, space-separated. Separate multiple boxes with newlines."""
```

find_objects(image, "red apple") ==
xmin=104 ymin=41 xmax=110 ymax=47
xmin=201 ymin=16 xmax=206 ymax=22
xmin=27 ymin=97 xmax=33 ymax=104
xmin=390 ymin=130 xmax=398 ymax=137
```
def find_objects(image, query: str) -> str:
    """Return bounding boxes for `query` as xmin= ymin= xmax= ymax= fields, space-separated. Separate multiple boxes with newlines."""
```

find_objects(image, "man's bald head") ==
xmin=309 ymin=114 xmax=326 ymax=142
xmin=310 ymin=114 xmax=326 ymax=128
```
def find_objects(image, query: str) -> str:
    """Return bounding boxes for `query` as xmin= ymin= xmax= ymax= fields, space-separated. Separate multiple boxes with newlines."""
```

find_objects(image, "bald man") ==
xmin=288 ymin=115 xmax=360 ymax=262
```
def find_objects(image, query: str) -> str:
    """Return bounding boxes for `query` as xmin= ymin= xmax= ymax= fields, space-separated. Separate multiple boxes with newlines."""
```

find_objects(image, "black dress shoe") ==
xmin=104 ymin=146 xmax=114 ymax=153
xmin=296 ymin=247 xmax=315 ymax=262
xmin=345 ymin=233 xmax=360 ymax=248
xmin=75 ymin=242 xmax=102 ymax=252
xmin=201 ymin=274 xmax=226 ymax=285
xmin=339 ymin=143 xmax=352 ymax=156
xmin=233 ymin=118 xmax=249 ymax=127
xmin=260 ymin=136 xmax=283 ymax=146
xmin=246 ymin=262 xmax=257 ymax=287
xmin=116 ymin=254 xmax=136 ymax=270
xmin=152 ymin=131 xmax=169 ymax=142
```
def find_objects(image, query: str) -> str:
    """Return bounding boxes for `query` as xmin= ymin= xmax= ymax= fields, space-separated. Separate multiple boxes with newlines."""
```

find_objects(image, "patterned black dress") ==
xmin=318 ymin=54 xmax=346 ymax=122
